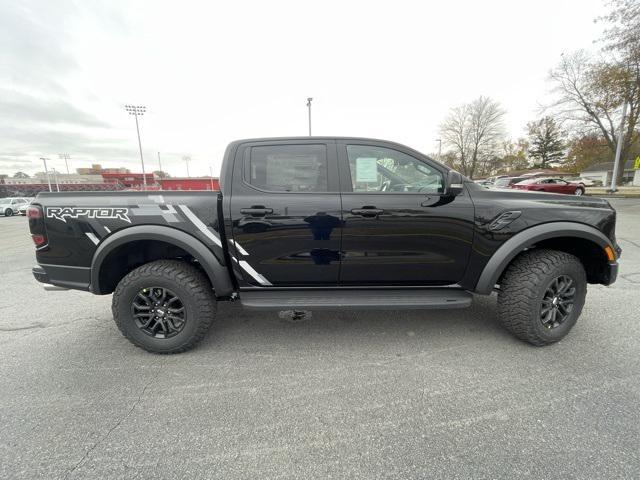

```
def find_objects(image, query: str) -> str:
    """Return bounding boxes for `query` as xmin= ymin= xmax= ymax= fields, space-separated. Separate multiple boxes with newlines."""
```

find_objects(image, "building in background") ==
xmin=101 ymin=172 xmax=155 ymax=188
xmin=580 ymin=159 xmax=639 ymax=186
xmin=4 ymin=173 xmax=104 ymax=185
xmin=76 ymin=164 xmax=130 ymax=175
xmin=159 ymin=177 xmax=220 ymax=191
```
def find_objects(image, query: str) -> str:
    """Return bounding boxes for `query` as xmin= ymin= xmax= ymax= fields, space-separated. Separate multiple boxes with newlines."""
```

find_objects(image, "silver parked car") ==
xmin=0 ymin=197 xmax=31 ymax=217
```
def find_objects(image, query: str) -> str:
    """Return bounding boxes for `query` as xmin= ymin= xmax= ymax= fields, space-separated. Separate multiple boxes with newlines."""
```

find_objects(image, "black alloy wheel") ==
xmin=131 ymin=287 xmax=186 ymax=339
xmin=540 ymin=275 xmax=576 ymax=329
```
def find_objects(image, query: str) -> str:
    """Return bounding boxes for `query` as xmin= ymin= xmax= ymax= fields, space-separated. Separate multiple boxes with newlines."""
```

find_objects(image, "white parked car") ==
xmin=18 ymin=199 xmax=35 ymax=215
xmin=0 ymin=197 xmax=31 ymax=217
xmin=567 ymin=177 xmax=599 ymax=187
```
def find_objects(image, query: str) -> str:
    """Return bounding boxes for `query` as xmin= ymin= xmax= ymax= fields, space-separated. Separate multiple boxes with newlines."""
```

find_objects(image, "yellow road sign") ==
xmin=635 ymin=156 xmax=640 ymax=170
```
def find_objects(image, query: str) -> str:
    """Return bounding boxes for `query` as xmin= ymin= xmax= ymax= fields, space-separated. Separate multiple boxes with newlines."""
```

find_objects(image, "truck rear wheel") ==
xmin=497 ymin=249 xmax=587 ymax=346
xmin=112 ymin=260 xmax=216 ymax=354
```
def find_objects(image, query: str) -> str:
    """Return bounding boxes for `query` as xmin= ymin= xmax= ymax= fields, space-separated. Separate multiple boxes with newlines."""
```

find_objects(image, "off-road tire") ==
xmin=112 ymin=260 xmax=216 ymax=354
xmin=497 ymin=249 xmax=587 ymax=346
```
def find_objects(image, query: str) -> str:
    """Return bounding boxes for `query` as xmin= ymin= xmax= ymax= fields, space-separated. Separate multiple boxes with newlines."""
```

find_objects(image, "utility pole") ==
xmin=183 ymin=156 xmax=191 ymax=177
xmin=609 ymin=102 xmax=628 ymax=193
xmin=58 ymin=153 xmax=71 ymax=174
xmin=436 ymin=139 xmax=442 ymax=161
xmin=40 ymin=158 xmax=52 ymax=192
xmin=157 ymin=152 xmax=162 ymax=174
xmin=306 ymin=97 xmax=313 ymax=136
xmin=209 ymin=166 xmax=215 ymax=190
xmin=125 ymin=105 xmax=147 ymax=190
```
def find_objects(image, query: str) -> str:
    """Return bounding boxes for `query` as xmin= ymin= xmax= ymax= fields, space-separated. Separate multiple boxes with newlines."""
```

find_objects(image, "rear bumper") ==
xmin=32 ymin=264 xmax=91 ymax=291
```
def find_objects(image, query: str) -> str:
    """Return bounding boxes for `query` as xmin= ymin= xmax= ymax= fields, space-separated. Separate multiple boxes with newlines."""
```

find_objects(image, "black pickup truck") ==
xmin=28 ymin=137 xmax=620 ymax=353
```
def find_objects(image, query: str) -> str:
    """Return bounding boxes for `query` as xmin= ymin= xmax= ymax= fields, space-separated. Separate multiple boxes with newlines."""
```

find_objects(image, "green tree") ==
xmin=13 ymin=171 xmax=30 ymax=178
xmin=527 ymin=117 xmax=566 ymax=167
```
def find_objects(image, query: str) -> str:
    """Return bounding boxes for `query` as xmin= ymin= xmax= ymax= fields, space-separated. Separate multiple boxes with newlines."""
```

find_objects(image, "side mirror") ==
xmin=446 ymin=170 xmax=464 ymax=196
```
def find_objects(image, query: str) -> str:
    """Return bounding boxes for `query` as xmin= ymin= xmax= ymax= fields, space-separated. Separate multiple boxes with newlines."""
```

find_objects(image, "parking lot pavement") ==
xmin=1 ymin=199 xmax=639 ymax=480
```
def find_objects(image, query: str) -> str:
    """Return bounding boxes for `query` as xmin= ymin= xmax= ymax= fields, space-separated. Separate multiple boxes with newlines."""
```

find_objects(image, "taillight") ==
xmin=32 ymin=234 xmax=47 ymax=247
xmin=27 ymin=204 xmax=48 ymax=249
xmin=27 ymin=206 xmax=42 ymax=219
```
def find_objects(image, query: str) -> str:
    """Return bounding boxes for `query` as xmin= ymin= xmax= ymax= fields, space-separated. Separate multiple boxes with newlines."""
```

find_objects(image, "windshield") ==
xmin=494 ymin=178 xmax=513 ymax=187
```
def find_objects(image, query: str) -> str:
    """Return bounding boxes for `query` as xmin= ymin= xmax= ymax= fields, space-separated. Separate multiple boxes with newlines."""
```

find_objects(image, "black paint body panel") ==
xmin=30 ymin=137 xmax=620 ymax=297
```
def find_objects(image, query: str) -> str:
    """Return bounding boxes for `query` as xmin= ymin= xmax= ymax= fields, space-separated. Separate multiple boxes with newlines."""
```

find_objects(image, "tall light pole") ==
xmin=157 ymin=152 xmax=162 ymax=174
xmin=609 ymin=102 xmax=628 ymax=193
xmin=125 ymin=104 xmax=147 ymax=190
xmin=209 ymin=166 xmax=215 ymax=190
xmin=306 ymin=97 xmax=313 ymax=136
xmin=40 ymin=158 xmax=52 ymax=192
xmin=51 ymin=168 xmax=60 ymax=192
xmin=436 ymin=139 xmax=442 ymax=161
xmin=183 ymin=156 xmax=191 ymax=177
xmin=58 ymin=153 xmax=71 ymax=174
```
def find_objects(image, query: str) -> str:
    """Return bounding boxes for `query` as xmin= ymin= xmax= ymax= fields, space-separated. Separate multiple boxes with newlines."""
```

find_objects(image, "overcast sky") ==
xmin=0 ymin=0 xmax=608 ymax=177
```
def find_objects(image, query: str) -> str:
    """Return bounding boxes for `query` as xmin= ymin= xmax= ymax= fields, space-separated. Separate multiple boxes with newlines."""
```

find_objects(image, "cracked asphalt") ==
xmin=1 ymin=199 xmax=639 ymax=479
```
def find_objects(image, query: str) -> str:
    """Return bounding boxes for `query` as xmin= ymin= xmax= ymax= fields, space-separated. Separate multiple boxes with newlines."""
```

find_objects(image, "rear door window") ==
xmin=246 ymin=144 xmax=328 ymax=193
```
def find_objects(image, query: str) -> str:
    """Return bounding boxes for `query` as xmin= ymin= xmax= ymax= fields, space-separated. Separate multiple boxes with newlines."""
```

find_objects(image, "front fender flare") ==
xmin=474 ymin=222 xmax=612 ymax=294
xmin=90 ymin=225 xmax=234 ymax=296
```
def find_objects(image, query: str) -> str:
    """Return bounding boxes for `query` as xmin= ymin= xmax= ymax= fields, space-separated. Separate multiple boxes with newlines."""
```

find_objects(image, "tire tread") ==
xmin=497 ymin=249 xmax=586 ymax=346
xmin=112 ymin=260 xmax=215 ymax=354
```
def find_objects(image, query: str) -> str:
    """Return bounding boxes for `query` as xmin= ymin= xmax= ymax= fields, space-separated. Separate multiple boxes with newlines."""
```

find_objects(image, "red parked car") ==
xmin=510 ymin=177 xmax=586 ymax=196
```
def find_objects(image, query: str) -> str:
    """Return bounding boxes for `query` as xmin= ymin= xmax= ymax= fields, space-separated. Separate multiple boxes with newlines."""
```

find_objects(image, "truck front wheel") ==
xmin=112 ymin=260 xmax=216 ymax=353
xmin=497 ymin=249 xmax=587 ymax=346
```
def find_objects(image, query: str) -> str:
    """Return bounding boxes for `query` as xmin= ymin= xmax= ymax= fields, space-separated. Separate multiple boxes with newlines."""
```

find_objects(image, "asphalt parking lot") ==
xmin=1 ymin=199 xmax=639 ymax=480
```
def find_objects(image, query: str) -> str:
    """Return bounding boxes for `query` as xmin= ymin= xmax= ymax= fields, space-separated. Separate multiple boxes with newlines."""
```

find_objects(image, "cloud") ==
xmin=0 ymin=90 xmax=109 ymax=128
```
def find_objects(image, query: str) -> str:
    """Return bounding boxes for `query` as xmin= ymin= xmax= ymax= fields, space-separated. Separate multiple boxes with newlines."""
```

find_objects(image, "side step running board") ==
xmin=240 ymin=289 xmax=472 ymax=310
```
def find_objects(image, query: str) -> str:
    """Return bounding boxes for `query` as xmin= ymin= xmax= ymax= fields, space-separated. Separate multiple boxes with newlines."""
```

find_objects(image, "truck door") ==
xmin=229 ymin=140 xmax=342 ymax=287
xmin=337 ymin=141 xmax=474 ymax=285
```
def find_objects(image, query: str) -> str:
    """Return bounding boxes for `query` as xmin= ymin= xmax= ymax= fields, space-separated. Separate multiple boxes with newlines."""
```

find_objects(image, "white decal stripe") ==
xmin=238 ymin=260 xmax=272 ymax=286
xmin=178 ymin=205 xmax=222 ymax=248
xmin=103 ymin=226 xmax=111 ymax=233
xmin=85 ymin=232 xmax=99 ymax=245
xmin=231 ymin=239 xmax=249 ymax=256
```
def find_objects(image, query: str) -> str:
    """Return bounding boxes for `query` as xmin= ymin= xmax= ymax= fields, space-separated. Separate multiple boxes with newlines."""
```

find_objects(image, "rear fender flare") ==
xmin=474 ymin=222 xmax=612 ymax=294
xmin=90 ymin=225 xmax=234 ymax=296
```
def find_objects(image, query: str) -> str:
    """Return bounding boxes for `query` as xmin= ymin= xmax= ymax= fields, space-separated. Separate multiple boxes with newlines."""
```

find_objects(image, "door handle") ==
xmin=351 ymin=207 xmax=383 ymax=217
xmin=240 ymin=206 xmax=273 ymax=216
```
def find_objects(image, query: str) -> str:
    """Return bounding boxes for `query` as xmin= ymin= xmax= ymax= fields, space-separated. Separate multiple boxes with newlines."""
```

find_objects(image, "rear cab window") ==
xmin=244 ymin=144 xmax=329 ymax=193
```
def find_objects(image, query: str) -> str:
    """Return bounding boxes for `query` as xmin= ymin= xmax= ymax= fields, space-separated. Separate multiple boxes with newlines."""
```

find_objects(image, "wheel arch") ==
xmin=90 ymin=225 xmax=234 ymax=296
xmin=475 ymin=222 xmax=613 ymax=294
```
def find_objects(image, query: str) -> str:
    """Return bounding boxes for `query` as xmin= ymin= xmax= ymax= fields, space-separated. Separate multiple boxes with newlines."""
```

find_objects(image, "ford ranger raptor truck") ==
xmin=28 ymin=137 xmax=620 ymax=353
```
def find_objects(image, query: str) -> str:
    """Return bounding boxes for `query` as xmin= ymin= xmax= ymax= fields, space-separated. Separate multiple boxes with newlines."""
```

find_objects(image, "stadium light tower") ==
xmin=58 ymin=153 xmax=71 ymax=174
xmin=40 ymin=157 xmax=52 ymax=192
xmin=125 ymin=104 xmax=148 ymax=190
xmin=183 ymin=156 xmax=191 ymax=177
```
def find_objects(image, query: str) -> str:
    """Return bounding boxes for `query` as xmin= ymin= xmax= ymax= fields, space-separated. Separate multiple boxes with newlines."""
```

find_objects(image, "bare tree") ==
xmin=548 ymin=0 xmax=640 ymax=185
xmin=549 ymin=52 xmax=639 ymax=184
xmin=440 ymin=96 xmax=505 ymax=178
